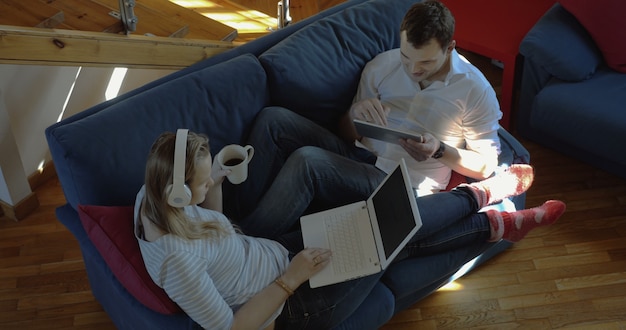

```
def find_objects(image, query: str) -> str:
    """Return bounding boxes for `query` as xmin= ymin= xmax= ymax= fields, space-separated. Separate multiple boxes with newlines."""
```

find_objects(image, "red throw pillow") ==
xmin=77 ymin=204 xmax=182 ymax=314
xmin=559 ymin=0 xmax=626 ymax=73
xmin=444 ymin=171 xmax=467 ymax=192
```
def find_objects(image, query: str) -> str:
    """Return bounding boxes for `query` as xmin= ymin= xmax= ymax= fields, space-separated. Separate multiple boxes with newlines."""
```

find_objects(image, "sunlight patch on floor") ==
xmin=437 ymin=281 xmax=464 ymax=292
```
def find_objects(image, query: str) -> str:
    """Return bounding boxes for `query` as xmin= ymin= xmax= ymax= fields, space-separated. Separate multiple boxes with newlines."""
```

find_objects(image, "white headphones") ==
xmin=166 ymin=129 xmax=192 ymax=207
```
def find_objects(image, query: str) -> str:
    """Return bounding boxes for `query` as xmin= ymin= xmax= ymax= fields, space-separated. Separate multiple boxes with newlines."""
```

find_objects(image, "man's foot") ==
xmin=458 ymin=164 xmax=534 ymax=209
xmin=487 ymin=200 xmax=566 ymax=242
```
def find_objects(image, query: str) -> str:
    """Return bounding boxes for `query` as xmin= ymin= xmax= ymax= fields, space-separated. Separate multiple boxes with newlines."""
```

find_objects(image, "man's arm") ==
xmin=435 ymin=142 xmax=498 ymax=180
xmin=337 ymin=109 xmax=360 ymax=142
xmin=399 ymin=134 xmax=499 ymax=180
xmin=337 ymin=98 xmax=391 ymax=142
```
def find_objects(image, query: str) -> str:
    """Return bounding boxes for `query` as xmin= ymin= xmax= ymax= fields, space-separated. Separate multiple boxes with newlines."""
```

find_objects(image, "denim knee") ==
xmin=289 ymin=147 xmax=332 ymax=167
xmin=257 ymin=106 xmax=296 ymax=124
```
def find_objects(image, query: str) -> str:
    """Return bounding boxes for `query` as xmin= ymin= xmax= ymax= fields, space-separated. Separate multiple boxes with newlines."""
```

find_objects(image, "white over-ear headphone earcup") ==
xmin=166 ymin=183 xmax=192 ymax=208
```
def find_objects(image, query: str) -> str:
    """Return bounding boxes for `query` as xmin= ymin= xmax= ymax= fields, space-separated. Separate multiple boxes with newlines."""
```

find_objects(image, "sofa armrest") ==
xmin=519 ymin=4 xmax=602 ymax=82
xmin=497 ymin=127 xmax=529 ymax=166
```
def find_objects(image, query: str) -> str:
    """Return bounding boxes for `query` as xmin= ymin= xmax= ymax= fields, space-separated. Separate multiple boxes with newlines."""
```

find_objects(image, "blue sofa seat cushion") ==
xmin=258 ymin=0 xmax=418 ymax=129
xmin=46 ymin=54 xmax=269 ymax=208
xmin=531 ymin=70 xmax=626 ymax=165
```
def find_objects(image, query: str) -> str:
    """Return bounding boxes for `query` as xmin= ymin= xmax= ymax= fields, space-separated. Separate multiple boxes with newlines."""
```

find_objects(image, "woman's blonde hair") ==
xmin=141 ymin=131 xmax=228 ymax=240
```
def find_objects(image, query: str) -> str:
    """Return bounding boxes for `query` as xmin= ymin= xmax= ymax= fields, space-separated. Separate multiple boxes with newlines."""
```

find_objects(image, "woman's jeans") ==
xmin=224 ymin=106 xmax=492 ymax=329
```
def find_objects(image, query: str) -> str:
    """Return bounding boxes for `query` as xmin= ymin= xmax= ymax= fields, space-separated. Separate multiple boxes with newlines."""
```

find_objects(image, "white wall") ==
xmin=0 ymin=89 xmax=30 ymax=204
xmin=0 ymin=64 xmax=174 ymax=206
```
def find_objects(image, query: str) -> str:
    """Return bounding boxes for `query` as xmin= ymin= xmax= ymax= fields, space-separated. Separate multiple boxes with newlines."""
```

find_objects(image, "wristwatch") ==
xmin=432 ymin=141 xmax=446 ymax=159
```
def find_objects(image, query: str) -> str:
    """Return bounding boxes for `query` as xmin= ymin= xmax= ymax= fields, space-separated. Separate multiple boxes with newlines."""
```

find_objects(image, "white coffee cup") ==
xmin=216 ymin=144 xmax=254 ymax=184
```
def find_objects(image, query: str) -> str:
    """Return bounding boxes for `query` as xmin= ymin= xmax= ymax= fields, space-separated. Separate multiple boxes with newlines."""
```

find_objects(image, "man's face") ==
xmin=400 ymin=31 xmax=453 ymax=84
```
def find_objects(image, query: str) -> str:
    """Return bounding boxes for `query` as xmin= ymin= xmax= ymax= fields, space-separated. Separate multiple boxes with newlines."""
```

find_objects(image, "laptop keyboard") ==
xmin=325 ymin=211 xmax=366 ymax=274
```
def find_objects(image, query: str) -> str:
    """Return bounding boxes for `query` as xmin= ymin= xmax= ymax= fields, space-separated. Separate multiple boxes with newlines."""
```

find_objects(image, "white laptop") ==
xmin=300 ymin=159 xmax=422 ymax=288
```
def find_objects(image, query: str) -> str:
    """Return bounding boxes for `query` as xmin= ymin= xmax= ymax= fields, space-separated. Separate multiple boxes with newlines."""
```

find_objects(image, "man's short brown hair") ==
xmin=400 ymin=0 xmax=455 ymax=50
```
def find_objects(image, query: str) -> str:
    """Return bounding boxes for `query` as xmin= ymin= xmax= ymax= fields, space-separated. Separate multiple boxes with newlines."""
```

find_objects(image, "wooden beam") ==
xmin=0 ymin=25 xmax=238 ymax=69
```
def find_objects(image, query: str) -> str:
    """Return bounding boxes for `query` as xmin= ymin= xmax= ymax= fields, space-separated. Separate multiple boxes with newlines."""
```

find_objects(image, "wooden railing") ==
xmin=0 ymin=25 xmax=237 ymax=69
xmin=0 ymin=0 xmax=348 ymax=69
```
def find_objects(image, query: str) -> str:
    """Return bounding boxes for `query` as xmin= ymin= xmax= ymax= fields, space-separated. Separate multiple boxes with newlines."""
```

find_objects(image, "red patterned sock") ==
xmin=487 ymin=200 xmax=566 ymax=242
xmin=459 ymin=164 xmax=534 ymax=209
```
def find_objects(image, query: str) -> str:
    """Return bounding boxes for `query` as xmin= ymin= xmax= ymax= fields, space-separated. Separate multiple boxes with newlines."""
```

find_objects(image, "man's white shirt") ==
xmin=355 ymin=48 xmax=502 ymax=194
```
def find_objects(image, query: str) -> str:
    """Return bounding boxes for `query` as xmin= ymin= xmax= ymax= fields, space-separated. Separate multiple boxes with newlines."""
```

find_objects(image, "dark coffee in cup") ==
xmin=224 ymin=158 xmax=244 ymax=166
xmin=216 ymin=144 xmax=254 ymax=184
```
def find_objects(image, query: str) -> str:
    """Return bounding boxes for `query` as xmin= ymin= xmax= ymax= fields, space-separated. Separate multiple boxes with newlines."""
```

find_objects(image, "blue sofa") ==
xmin=517 ymin=3 xmax=626 ymax=179
xmin=45 ymin=0 xmax=529 ymax=328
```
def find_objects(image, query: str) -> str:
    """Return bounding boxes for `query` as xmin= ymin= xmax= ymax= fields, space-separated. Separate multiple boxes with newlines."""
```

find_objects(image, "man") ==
xmin=228 ymin=1 xmax=504 ymax=221
xmin=338 ymin=0 xmax=502 ymax=195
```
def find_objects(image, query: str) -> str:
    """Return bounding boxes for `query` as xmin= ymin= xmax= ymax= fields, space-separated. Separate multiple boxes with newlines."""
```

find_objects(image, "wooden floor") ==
xmin=1 ymin=53 xmax=626 ymax=330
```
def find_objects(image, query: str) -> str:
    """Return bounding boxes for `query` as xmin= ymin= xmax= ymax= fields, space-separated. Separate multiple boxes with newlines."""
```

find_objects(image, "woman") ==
xmin=134 ymin=130 xmax=565 ymax=329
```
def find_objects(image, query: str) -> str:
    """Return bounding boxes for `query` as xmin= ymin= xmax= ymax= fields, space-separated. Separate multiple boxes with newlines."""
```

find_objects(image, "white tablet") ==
xmin=353 ymin=119 xmax=423 ymax=145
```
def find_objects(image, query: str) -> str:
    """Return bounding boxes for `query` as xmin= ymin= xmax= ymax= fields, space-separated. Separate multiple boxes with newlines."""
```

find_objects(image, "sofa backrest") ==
xmin=46 ymin=54 xmax=268 ymax=208
xmin=52 ymin=0 xmax=371 ymax=126
xmin=519 ymin=4 xmax=603 ymax=82
xmin=259 ymin=0 xmax=420 ymax=129
xmin=46 ymin=0 xmax=423 ymax=210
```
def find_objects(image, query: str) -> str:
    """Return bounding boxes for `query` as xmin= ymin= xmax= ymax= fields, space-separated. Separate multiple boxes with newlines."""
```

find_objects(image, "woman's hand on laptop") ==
xmin=281 ymin=248 xmax=332 ymax=289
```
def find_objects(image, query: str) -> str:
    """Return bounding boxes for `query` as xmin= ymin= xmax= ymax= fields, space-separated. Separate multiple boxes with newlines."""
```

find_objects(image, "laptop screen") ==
xmin=371 ymin=164 xmax=418 ymax=259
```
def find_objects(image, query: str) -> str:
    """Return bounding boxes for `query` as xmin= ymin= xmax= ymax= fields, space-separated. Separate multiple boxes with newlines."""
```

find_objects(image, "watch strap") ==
xmin=432 ymin=141 xmax=445 ymax=159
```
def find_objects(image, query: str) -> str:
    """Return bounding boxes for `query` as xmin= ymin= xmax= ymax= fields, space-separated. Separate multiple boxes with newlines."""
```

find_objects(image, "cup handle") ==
xmin=244 ymin=145 xmax=254 ymax=162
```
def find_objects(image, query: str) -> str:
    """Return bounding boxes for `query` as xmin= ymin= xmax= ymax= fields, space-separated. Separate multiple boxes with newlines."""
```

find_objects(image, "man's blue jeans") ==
xmin=222 ymin=106 xmax=492 ymax=329
xmin=227 ymin=106 xmax=491 ymax=247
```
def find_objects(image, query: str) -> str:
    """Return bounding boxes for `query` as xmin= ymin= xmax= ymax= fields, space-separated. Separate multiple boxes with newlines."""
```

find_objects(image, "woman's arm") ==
xmin=200 ymin=182 xmax=223 ymax=212
xmin=200 ymin=157 xmax=231 ymax=212
xmin=162 ymin=249 xmax=331 ymax=329
xmin=231 ymin=248 xmax=332 ymax=330
xmin=231 ymin=276 xmax=295 ymax=329
xmin=161 ymin=252 xmax=287 ymax=329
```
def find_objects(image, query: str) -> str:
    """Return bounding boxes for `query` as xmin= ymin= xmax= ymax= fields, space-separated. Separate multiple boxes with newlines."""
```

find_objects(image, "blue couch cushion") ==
xmin=259 ymin=0 xmax=419 ymax=128
xmin=520 ymin=4 xmax=602 ymax=82
xmin=46 ymin=54 xmax=268 ymax=208
xmin=531 ymin=70 xmax=626 ymax=165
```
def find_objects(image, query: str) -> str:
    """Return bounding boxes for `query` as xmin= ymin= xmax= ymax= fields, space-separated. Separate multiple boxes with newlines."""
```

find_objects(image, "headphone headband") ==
xmin=167 ymin=129 xmax=192 ymax=207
